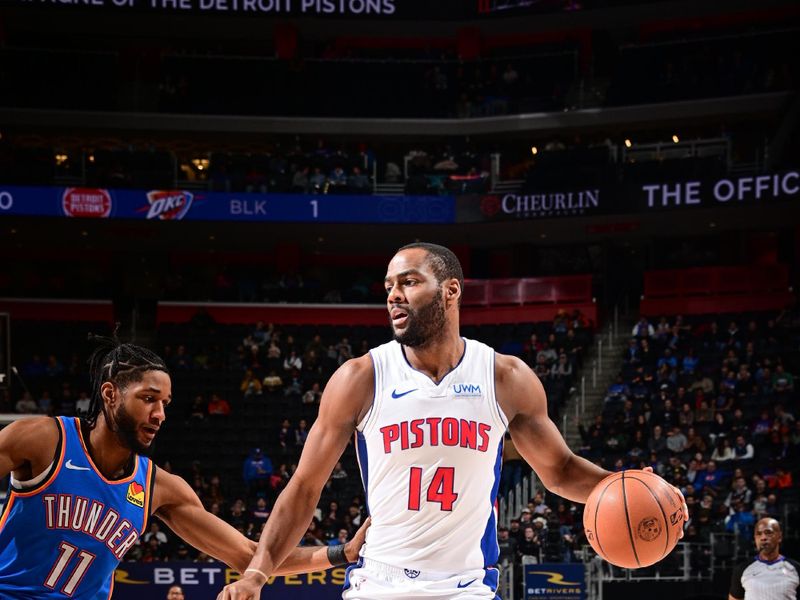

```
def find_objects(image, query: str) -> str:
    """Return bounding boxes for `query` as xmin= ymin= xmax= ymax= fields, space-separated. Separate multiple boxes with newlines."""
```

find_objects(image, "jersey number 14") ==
xmin=408 ymin=467 xmax=459 ymax=511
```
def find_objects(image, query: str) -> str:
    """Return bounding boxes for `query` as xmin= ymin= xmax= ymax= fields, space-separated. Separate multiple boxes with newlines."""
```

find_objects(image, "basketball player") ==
xmin=218 ymin=243 xmax=687 ymax=600
xmin=729 ymin=518 xmax=799 ymax=600
xmin=0 ymin=337 xmax=366 ymax=599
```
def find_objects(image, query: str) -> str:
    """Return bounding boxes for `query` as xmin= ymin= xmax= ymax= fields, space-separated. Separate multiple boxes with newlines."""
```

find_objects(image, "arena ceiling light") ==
xmin=624 ymin=139 xmax=632 ymax=148
xmin=530 ymin=146 xmax=538 ymax=155
xmin=192 ymin=157 xmax=210 ymax=171
xmin=672 ymin=134 xmax=680 ymax=143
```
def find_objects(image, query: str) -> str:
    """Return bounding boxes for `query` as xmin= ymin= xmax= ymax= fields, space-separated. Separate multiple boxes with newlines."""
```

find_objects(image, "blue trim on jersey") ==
xmin=342 ymin=557 xmax=364 ymax=591
xmin=359 ymin=350 xmax=378 ymax=430
xmin=481 ymin=567 xmax=499 ymax=592
xmin=490 ymin=349 xmax=508 ymax=428
xmin=756 ymin=554 xmax=786 ymax=565
xmin=479 ymin=439 xmax=503 ymax=567
xmin=400 ymin=337 xmax=467 ymax=385
xmin=356 ymin=431 xmax=369 ymax=513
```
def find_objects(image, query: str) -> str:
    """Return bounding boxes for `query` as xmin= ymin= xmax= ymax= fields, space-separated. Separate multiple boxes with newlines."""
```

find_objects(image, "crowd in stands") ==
xmin=5 ymin=309 xmax=798 ymax=572
xmin=0 ymin=133 xmax=494 ymax=196
xmin=575 ymin=311 xmax=800 ymax=564
xmin=3 ymin=309 xmax=592 ymax=568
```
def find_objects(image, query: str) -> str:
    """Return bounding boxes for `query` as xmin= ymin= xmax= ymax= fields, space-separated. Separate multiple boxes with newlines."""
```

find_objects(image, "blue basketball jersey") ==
xmin=0 ymin=417 xmax=154 ymax=599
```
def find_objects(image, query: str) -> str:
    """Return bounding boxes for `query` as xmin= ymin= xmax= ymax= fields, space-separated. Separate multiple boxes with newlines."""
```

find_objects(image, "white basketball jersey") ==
xmin=356 ymin=338 xmax=508 ymax=572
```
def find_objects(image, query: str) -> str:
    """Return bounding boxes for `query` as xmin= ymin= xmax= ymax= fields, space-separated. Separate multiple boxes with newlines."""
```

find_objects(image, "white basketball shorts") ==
xmin=342 ymin=558 xmax=500 ymax=600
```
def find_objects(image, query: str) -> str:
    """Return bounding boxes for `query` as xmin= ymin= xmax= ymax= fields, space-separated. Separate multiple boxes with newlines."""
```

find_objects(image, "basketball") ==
xmin=583 ymin=469 xmax=685 ymax=568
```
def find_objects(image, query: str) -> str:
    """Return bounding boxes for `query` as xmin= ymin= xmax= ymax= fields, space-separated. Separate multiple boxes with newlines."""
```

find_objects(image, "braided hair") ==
xmin=84 ymin=331 xmax=170 ymax=428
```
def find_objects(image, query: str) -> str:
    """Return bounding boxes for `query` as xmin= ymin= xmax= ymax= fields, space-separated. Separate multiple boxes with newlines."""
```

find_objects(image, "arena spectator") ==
xmin=243 ymin=448 xmax=273 ymax=493
xmin=240 ymin=370 xmax=263 ymax=398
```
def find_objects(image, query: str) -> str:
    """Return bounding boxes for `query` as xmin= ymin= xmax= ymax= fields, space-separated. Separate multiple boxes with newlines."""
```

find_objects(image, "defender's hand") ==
xmin=217 ymin=571 xmax=265 ymax=600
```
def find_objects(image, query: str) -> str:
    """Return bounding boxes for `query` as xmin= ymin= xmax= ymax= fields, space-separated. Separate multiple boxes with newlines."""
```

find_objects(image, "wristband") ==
xmin=327 ymin=544 xmax=348 ymax=566
xmin=244 ymin=568 xmax=268 ymax=582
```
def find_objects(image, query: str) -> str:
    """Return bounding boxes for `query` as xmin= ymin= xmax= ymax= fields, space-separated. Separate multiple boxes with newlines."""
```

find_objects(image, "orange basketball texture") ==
xmin=583 ymin=470 xmax=684 ymax=568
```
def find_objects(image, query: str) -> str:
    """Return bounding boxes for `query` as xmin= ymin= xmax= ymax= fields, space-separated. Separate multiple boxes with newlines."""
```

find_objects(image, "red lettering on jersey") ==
xmin=409 ymin=419 xmax=425 ymax=448
xmin=380 ymin=424 xmax=400 ymax=453
xmin=442 ymin=418 xmax=459 ymax=446
xmin=400 ymin=421 xmax=409 ymax=450
xmin=460 ymin=419 xmax=477 ymax=449
xmin=478 ymin=423 xmax=492 ymax=452
xmin=426 ymin=417 xmax=441 ymax=445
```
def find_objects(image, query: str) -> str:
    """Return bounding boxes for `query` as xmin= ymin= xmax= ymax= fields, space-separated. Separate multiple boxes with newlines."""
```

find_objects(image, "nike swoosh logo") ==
xmin=391 ymin=389 xmax=418 ymax=399
xmin=65 ymin=459 xmax=91 ymax=471
xmin=457 ymin=579 xmax=477 ymax=588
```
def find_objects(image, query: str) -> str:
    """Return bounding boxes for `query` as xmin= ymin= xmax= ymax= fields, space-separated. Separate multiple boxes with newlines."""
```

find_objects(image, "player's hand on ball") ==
xmin=217 ymin=571 xmax=264 ymax=600
xmin=642 ymin=466 xmax=688 ymax=538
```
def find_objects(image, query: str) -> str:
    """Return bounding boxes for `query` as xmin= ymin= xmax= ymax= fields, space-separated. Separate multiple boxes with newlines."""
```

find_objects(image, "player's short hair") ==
xmin=397 ymin=242 xmax=464 ymax=301
xmin=85 ymin=329 xmax=170 ymax=428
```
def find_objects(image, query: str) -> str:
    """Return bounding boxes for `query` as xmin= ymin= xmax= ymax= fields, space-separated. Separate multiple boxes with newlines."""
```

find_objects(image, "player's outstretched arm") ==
xmin=273 ymin=517 xmax=370 ymax=576
xmin=152 ymin=467 xmax=257 ymax=573
xmin=217 ymin=356 xmax=374 ymax=600
xmin=152 ymin=469 xmax=370 ymax=575
xmin=497 ymin=354 xmax=609 ymax=503
xmin=0 ymin=416 xmax=58 ymax=480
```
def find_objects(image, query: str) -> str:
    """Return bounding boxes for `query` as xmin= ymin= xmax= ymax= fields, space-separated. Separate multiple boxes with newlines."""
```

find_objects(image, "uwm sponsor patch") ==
xmin=144 ymin=191 xmax=193 ymax=220
xmin=62 ymin=188 xmax=112 ymax=218
xmin=452 ymin=383 xmax=482 ymax=397
xmin=126 ymin=481 xmax=145 ymax=508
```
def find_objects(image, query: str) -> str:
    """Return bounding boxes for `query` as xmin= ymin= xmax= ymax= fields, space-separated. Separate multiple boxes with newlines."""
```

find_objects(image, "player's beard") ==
xmin=112 ymin=401 xmax=155 ymax=456
xmin=392 ymin=288 xmax=446 ymax=349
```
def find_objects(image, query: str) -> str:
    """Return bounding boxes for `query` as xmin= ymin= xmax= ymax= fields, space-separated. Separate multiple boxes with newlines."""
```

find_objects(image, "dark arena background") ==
xmin=1 ymin=0 xmax=799 ymax=598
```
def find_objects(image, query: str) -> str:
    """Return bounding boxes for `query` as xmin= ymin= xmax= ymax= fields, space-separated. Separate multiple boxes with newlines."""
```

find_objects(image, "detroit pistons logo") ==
xmin=637 ymin=517 xmax=662 ymax=542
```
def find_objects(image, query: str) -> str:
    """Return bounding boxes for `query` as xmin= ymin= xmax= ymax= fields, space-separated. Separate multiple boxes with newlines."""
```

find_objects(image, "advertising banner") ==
xmin=1 ymin=170 xmax=796 ymax=225
xmin=0 ymin=186 xmax=454 ymax=224
xmin=113 ymin=562 xmax=347 ymax=600
xmin=8 ymin=0 xmax=569 ymax=19
xmin=524 ymin=563 xmax=585 ymax=600
xmin=456 ymin=170 xmax=799 ymax=222
xmin=7 ymin=0 xmax=488 ymax=20
xmin=635 ymin=171 xmax=800 ymax=211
